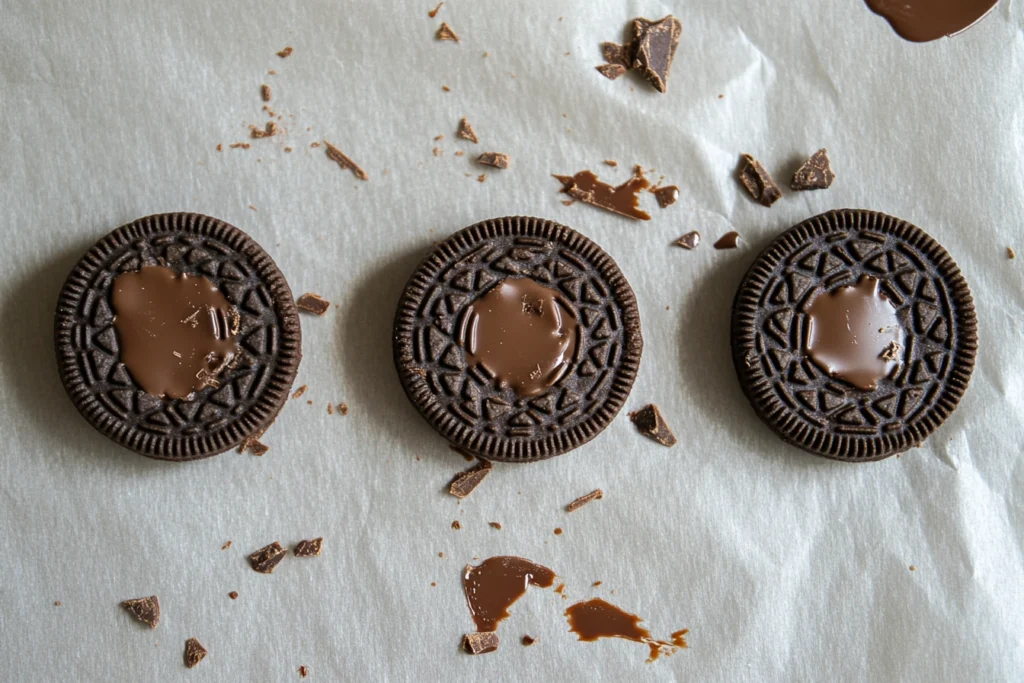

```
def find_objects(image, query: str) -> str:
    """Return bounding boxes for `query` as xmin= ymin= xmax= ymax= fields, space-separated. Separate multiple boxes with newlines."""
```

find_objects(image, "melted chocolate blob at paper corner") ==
xmin=463 ymin=556 xmax=557 ymax=633
xmin=865 ymin=0 xmax=999 ymax=42
xmin=112 ymin=265 xmax=238 ymax=399
xmin=463 ymin=278 xmax=579 ymax=397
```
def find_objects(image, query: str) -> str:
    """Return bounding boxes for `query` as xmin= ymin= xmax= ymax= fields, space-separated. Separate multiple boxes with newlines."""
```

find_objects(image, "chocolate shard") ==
xmin=477 ymin=152 xmax=510 ymax=169
xmin=183 ymin=638 xmax=207 ymax=668
xmin=596 ymin=63 xmax=627 ymax=81
xmin=249 ymin=542 xmax=287 ymax=573
xmin=631 ymin=16 xmax=682 ymax=93
xmin=629 ymin=404 xmax=677 ymax=447
xmin=652 ymin=185 xmax=679 ymax=208
xmin=121 ymin=596 xmax=160 ymax=629
xmin=276 ymin=46 xmax=293 ymax=58
xmin=566 ymin=489 xmax=604 ymax=512
xmin=294 ymin=538 xmax=323 ymax=557
xmin=675 ymin=231 xmax=701 ymax=250
xmin=448 ymin=460 xmax=492 ymax=499
xmin=463 ymin=632 xmax=500 ymax=655
xmin=436 ymin=22 xmax=459 ymax=42
xmin=296 ymin=293 xmax=331 ymax=315
xmin=522 ymin=634 xmax=536 ymax=646
xmin=713 ymin=231 xmax=741 ymax=250
xmin=600 ymin=42 xmax=632 ymax=67
xmin=456 ymin=117 xmax=478 ymax=143
xmin=791 ymin=148 xmax=835 ymax=191
xmin=324 ymin=142 xmax=368 ymax=180
xmin=738 ymin=154 xmax=781 ymax=207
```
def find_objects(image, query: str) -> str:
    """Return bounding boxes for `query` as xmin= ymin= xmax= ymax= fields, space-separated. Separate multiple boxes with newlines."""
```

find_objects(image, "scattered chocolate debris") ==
xmin=277 ymin=47 xmax=293 ymax=58
xmin=463 ymin=632 xmax=499 ymax=655
xmin=713 ymin=232 xmax=741 ymax=250
xmin=452 ymin=520 xmax=462 ymax=530
xmin=554 ymin=167 xmax=651 ymax=220
xmin=249 ymin=542 xmax=287 ymax=574
xmin=489 ymin=522 xmax=503 ymax=530
xmin=121 ymin=596 xmax=160 ymax=629
xmin=294 ymin=538 xmax=323 ymax=557
xmin=522 ymin=634 xmax=536 ymax=646
xmin=229 ymin=142 xmax=251 ymax=150
xmin=477 ymin=173 xmax=487 ymax=183
xmin=448 ymin=460 xmax=493 ymax=498
xmin=629 ymin=404 xmax=677 ymax=447
xmin=1008 ymin=247 xmax=1016 ymax=259
xmin=600 ymin=42 xmax=632 ymax=67
xmin=184 ymin=638 xmax=207 ymax=669
xmin=292 ymin=385 xmax=308 ymax=399
xmin=229 ymin=591 xmax=238 ymax=600
xmin=477 ymin=152 xmax=510 ymax=169
xmin=738 ymin=154 xmax=781 ymax=206
xmin=596 ymin=63 xmax=627 ymax=81
xmin=299 ymin=665 xmax=309 ymax=678
xmin=791 ymin=148 xmax=835 ymax=191
xmin=456 ymin=117 xmax=479 ymax=143
xmin=221 ymin=541 xmax=232 ymax=550
xmin=652 ymin=185 xmax=679 ymax=208
xmin=566 ymin=489 xmax=604 ymax=512
xmin=675 ymin=231 xmax=701 ymax=250
xmin=436 ymin=22 xmax=459 ymax=42
xmin=880 ymin=341 xmax=903 ymax=362
xmin=296 ymin=293 xmax=331 ymax=315
xmin=631 ymin=16 xmax=682 ymax=93
xmin=428 ymin=1 xmax=443 ymax=17
xmin=261 ymin=84 xmax=272 ymax=102
xmin=338 ymin=402 xmax=349 ymax=416
xmin=324 ymin=141 xmax=368 ymax=180
xmin=554 ymin=527 xmax=563 ymax=535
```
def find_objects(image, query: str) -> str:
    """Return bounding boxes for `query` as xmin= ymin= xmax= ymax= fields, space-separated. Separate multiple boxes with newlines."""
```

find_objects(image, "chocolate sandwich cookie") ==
xmin=55 ymin=213 xmax=301 ymax=460
xmin=731 ymin=209 xmax=976 ymax=461
xmin=393 ymin=216 xmax=642 ymax=462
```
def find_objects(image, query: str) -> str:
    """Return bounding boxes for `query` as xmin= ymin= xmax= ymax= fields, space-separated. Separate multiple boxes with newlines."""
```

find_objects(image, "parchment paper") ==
xmin=1 ymin=1 xmax=1022 ymax=681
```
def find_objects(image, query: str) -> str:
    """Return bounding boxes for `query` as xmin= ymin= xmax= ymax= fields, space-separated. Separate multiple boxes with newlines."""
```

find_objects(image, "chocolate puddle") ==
xmin=463 ymin=556 xmax=557 ymax=632
xmin=554 ymin=168 xmax=651 ymax=220
xmin=865 ymin=0 xmax=998 ymax=42
xmin=565 ymin=598 xmax=688 ymax=662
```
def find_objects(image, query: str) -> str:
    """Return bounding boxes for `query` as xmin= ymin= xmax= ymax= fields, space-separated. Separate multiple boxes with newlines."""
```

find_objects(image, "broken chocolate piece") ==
xmin=738 ymin=154 xmax=781 ymax=207
xmin=324 ymin=142 xmax=369 ymax=180
xmin=294 ymin=538 xmax=323 ymax=557
xmin=448 ymin=461 xmax=492 ymax=498
xmin=554 ymin=169 xmax=651 ymax=220
xmin=298 ymin=665 xmax=309 ymax=677
xmin=183 ymin=638 xmax=207 ymax=668
xmin=296 ymin=293 xmax=331 ymax=315
xmin=631 ymin=16 xmax=682 ymax=93
xmin=277 ymin=46 xmax=293 ymax=58
xmin=250 ymin=122 xmax=277 ymax=139
xmin=714 ymin=232 xmax=741 ymax=250
xmin=600 ymin=42 xmax=632 ymax=67
xmin=261 ymin=84 xmax=272 ymax=102
xmin=477 ymin=152 xmax=510 ymax=169
xmin=791 ymin=149 xmax=835 ymax=191
xmin=228 ymin=591 xmax=238 ymax=600
xmin=652 ymin=185 xmax=679 ymax=208
xmin=675 ymin=231 xmax=700 ymax=250
xmin=249 ymin=542 xmax=287 ymax=574
xmin=121 ymin=596 xmax=160 ymax=629
xmin=463 ymin=632 xmax=499 ymax=655
xmin=456 ymin=117 xmax=478 ymax=143
xmin=451 ymin=520 xmax=462 ymax=530
xmin=436 ymin=22 xmax=459 ymax=42
xmin=596 ymin=64 xmax=627 ymax=80
xmin=566 ymin=489 xmax=604 ymax=512
xmin=522 ymin=634 xmax=536 ymax=646
xmin=629 ymin=404 xmax=677 ymax=447
xmin=489 ymin=522 xmax=503 ymax=530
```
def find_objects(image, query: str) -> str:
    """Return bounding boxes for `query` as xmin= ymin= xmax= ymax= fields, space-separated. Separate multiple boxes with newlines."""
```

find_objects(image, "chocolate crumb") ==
xmin=310 ymin=141 xmax=321 ymax=148
xmin=307 ymin=400 xmax=313 ymax=405
xmin=632 ymin=16 xmax=682 ymax=93
xmin=299 ymin=665 xmax=309 ymax=678
xmin=433 ymin=147 xmax=443 ymax=157
xmin=338 ymin=402 xmax=349 ymax=416
xmin=909 ymin=565 xmax=917 ymax=571
xmin=428 ymin=2 xmax=443 ymax=17
xmin=596 ymin=63 xmax=627 ymax=80
xmin=434 ymin=134 xmax=445 ymax=141
xmin=268 ymin=69 xmax=277 ymax=75
xmin=121 ymin=596 xmax=160 ymax=629
xmin=456 ymin=117 xmax=479 ymax=143
xmin=229 ymin=142 xmax=251 ymax=149
xmin=452 ymin=520 xmax=461 ymax=530
xmin=600 ymin=42 xmax=632 ymax=67
xmin=489 ymin=522 xmax=503 ymax=530
xmin=713 ymin=231 xmax=741 ymax=250
xmin=592 ymin=581 xmax=603 ymax=587
xmin=477 ymin=173 xmax=487 ymax=183
xmin=261 ymin=84 xmax=272 ymax=102
xmin=324 ymin=141 xmax=368 ymax=180
xmin=629 ymin=404 xmax=677 ymax=446
xmin=561 ymin=199 xmax=575 ymax=206
xmin=603 ymin=160 xmax=618 ymax=167
xmin=454 ymin=150 xmax=465 ymax=157
xmin=436 ymin=22 xmax=459 ymax=42
xmin=477 ymin=152 xmax=510 ymax=169
xmin=183 ymin=638 xmax=207 ymax=669
xmin=221 ymin=540 xmax=232 ymax=550
xmin=228 ymin=591 xmax=238 ymax=600
xmin=294 ymin=538 xmax=323 ymax=557
xmin=463 ymin=632 xmax=499 ymax=655
xmin=327 ymin=403 xmax=333 ymax=415
xmin=791 ymin=148 xmax=835 ymax=191
xmin=439 ymin=552 xmax=445 ymax=558
xmin=277 ymin=47 xmax=293 ymax=58
xmin=675 ymin=231 xmax=701 ymax=250
xmin=448 ymin=460 xmax=493 ymax=499
xmin=55 ymin=601 xmax=61 ymax=606
xmin=442 ymin=85 xmax=451 ymax=92
xmin=296 ymin=293 xmax=331 ymax=315
xmin=738 ymin=154 xmax=781 ymax=207
xmin=652 ymin=185 xmax=679 ymax=208
xmin=554 ymin=583 xmax=566 ymax=594
xmin=292 ymin=385 xmax=308 ymax=399
xmin=522 ymin=635 xmax=536 ymax=646
xmin=554 ymin=527 xmax=563 ymax=535
xmin=880 ymin=341 xmax=902 ymax=362
xmin=566 ymin=489 xmax=604 ymax=512
xmin=249 ymin=542 xmax=287 ymax=574
xmin=1008 ymin=247 xmax=1016 ymax=259
xmin=216 ymin=144 xmax=223 ymax=152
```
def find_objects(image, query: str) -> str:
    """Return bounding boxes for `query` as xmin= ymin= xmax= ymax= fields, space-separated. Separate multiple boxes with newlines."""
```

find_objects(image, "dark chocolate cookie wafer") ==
xmin=731 ymin=209 xmax=976 ymax=461
xmin=393 ymin=216 xmax=643 ymax=462
xmin=55 ymin=213 xmax=301 ymax=461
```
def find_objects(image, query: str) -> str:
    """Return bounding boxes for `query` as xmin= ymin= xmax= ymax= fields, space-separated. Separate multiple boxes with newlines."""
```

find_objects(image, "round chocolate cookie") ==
xmin=731 ymin=209 xmax=977 ymax=461
xmin=393 ymin=216 xmax=643 ymax=462
xmin=55 ymin=213 xmax=301 ymax=461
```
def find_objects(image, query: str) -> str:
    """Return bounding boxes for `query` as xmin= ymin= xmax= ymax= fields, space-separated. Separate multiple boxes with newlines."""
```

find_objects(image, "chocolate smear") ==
xmin=566 ymin=489 xmax=604 ymax=512
xmin=629 ymin=404 xmax=677 ymax=447
xmin=299 ymin=665 xmax=309 ymax=677
xmin=477 ymin=152 xmax=510 ymax=169
xmin=456 ymin=117 xmax=478 ymax=143
xmin=791 ymin=149 xmax=835 ymax=191
xmin=463 ymin=632 xmax=499 ymax=655
xmin=296 ymin=292 xmax=331 ymax=315
xmin=463 ymin=556 xmax=557 ymax=632
xmin=121 ymin=596 xmax=160 ymax=629
xmin=184 ymin=638 xmax=207 ymax=668
xmin=436 ymin=22 xmax=459 ymax=42
xmin=652 ymin=185 xmax=679 ymax=208
xmin=865 ymin=0 xmax=997 ymax=42
xmin=565 ymin=598 xmax=687 ymax=663
xmin=631 ymin=16 xmax=682 ymax=93
xmin=675 ymin=231 xmax=700 ymax=250
xmin=249 ymin=542 xmax=287 ymax=573
xmin=596 ymin=64 xmax=627 ymax=80
xmin=554 ymin=168 xmax=651 ymax=220
xmin=294 ymin=538 xmax=323 ymax=557
xmin=713 ymin=232 xmax=741 ymax=250
xmin=324 ymin=141 xmax=368 ymax=180
xmin=448 ymin=460 xmax=492 ymax=499
xmin=738 ymin=154 xmax=781 ymax=207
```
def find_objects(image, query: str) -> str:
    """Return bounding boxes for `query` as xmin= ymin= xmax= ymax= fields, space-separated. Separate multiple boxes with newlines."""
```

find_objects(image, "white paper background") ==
xmin=1 ymin=1 xmax=1022 ymax=681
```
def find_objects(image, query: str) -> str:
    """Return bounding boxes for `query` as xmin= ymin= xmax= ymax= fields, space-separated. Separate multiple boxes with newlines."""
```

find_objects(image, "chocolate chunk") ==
xmin=261 ymin=84 xmax=272 ymax=102
xmin=324 ymin=142 xmax=368 ymax=180
xmin=652 ymin=185 xmax=679 ymax=208
xmin=738 ymin=154 xmax=781 ymax=207
xmin=228 ymin=591 xmax=239 ymax=600
xmin=428 ymin=2 xmax=443 ymax=18
xmin=629 ymin=404 xmax=677 ymax=447
xmin=456 ymin=117 xmax=478 ymax=143
xmin=489 ymin=522 xmax=503 ymax=530
xmin=55 ymin=214 xmax=301 ymax=461
xmin=294 ymin=538 xmax=323 ymax=557
xmin=477 ymin=152 xmax=510 ymax=169
xmin=731 ymin=209 xmax=978 ymax=461
xmin=714 ymin=232 xmax=741 ymax=250
xmin=296 ymin=293 xmax=331 ymax=315
xmin=600 ymin=42 xmax=632 ymax=67
xmin=566 ymin=489 xmax=604 ymax=512
xmin=596 ymin=64 xmax=627 ymax=80
xmin=436 ymin=22 xmax=459 ymax=42
xmin=121 ymin=596 xmax=160 ymax=629
xmin=555 ymin=168 xmax=651 ymax=220
xmin=631 ymin=16 xmax=682 ymax=93
xmin=522 ymin=634 xmax=536 ymax=646
xmin=791 ymin=149 xmax=835 ymax=191
xmin=675 ymin=231 xmax=700 ymax=250
xmin=463 ymin=632 xmax=499 ymax=655
xmin=277 ymin=46 xmax=293 ymax=58
xmin=183 ymin=638 xmax=207 ymax=668
xmin=249 ymin=542 xmax=287 ymax=573
xmin=448 ymin=461 xmax=492 ymax=498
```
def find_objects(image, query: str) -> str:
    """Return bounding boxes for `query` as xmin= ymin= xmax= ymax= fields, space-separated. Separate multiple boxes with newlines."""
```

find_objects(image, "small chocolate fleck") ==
xmin=629 ymin=404 xmax=677 ymax=446
xmin=652 ymin=185 xmax=679 ymax=208
xmin=229 ymin=142 xmax=251 ymax=149
xmin=299 ymin=665 xmax=309 ymax=678
xmin=436 ymin=22 xmax=459 ymax=42
xmin=566 ymin=489 xmax=604 ymax=512
xmin=338 ymin=402 xmax=349 ymax=415
xmin=294 ymin=538 xmax=323 ymax=557
xmin=434 ymin=134 xmax=445 ymax=141
xmin=477 ymin=152 xmax=510 ymax=169
xmin=327 ymin=403 xmax=333 ymax=415
xmin=463 ymin=632 xmax=499 ymax=655
xmin=675 ymin=231 xmax=700 ymax=250
xmin=240 ymin=437 xmax=269 ymax=456
xmin=448 ymin=461 xmax=492 ymax=498
xmin=592 ymin=581 xmax=603 ymax=587
xmin=296 ymin=293 xmax=331 ymax=315
xmin=489 ymin=522 xmax=503 ymax=530
xmin=121 ymin=596 xmax=160 ymax=629
xmin=714 ymin=231 xmax=741 ymax=250
xmin=554 ymin=527 xmax=563 ymax=535
xmin=324 ymin=142 xmax=368 ymax=180
xmin=1008 ymin=247 xmax=1016 ymax=260
xmin=452 ymin=520 xmax=462 ymax=530
xmin=631 ymin=16 xmax=682 ymax=93
xmin=596 ymin=63 xmax=628 ymax=80
xmin=228 ymin=591 xmax=238 ymax=600
xmin=791 ymin=149 xmax=835 ymax=191
xmin=277 ymin=47 xmax=293 ymax=58
xmin=456 ymin=117 xmax=478 ymax=143
xmin=603 ymin=160 xmax=618 ymax=167
xmin=261 ymin=84 xmax=272 ymax=102
xmin=249 ymin=542 xmax=286 ymax=574
xmin=184 ymin=638 xmax=207 ymax=668
xmin=221 ymin=540 xmax=232 ymax=550
xmin=428 ymin=1 xmax=443 ymax=18
xmin=738 ymin=154 xmax=781 ymax=206
xmin=55 ymin=601 xmax=61 ymax=606
xmin=216 ymin=143 xmax=223 ymax=152
xmin=292 ymin=385 xmax=308 ymax=399
xmin=522 ymin=634 xmax=536 ymax=646
xmin=441 ymin=85 xmax=451 ymax=92
xmin=477 ymin=173 xmax=487 ymax=183
xmin=433 ymin=147 xmax=443 ymax=157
